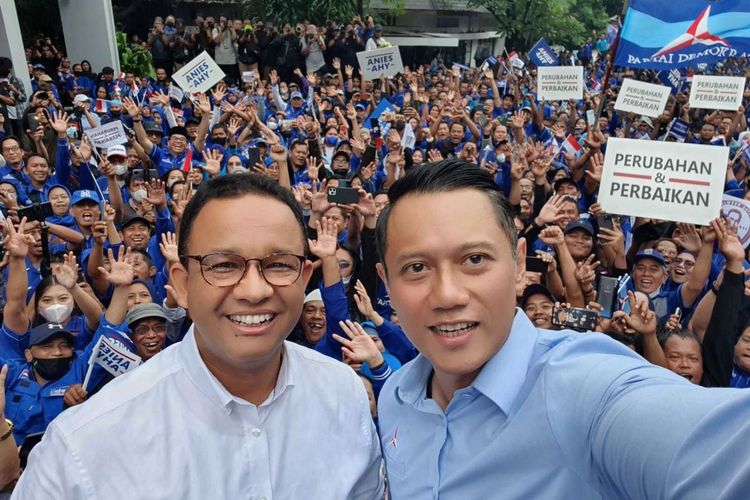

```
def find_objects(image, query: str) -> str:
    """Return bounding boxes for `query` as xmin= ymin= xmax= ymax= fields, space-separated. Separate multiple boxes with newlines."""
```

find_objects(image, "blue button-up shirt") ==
xmin=379 ymin=310 xmax=750 ymax=499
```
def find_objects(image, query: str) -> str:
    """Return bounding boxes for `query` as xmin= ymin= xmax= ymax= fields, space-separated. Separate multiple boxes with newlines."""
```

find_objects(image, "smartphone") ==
xmin=525 ymin=256 xmax=547 ymax=274
xmin=596 ymin=276 xmax=619 ymax=319
xmin=597 ymin=214 xmax=615 ymax=232
xmin=17 ymin=201 xmax=54 ymax=222
xmin=28 ymin=114 xmax=40 ymax=131
xmin=370 ymin=118 xmax=381 ymax=138
xmin=132 ymin=169 xmax=159 ymax=181
xmin=246 ymin=147 xmax=261 ymax=167
xmin=551 ymin=306 xmax=598 ymax=331
xmin=327 ymin=183 xmax=359 ymax=204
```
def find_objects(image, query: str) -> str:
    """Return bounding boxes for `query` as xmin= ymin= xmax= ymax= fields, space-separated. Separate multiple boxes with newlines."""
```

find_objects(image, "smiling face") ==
xmin=126 ymin=282 xmax=153 ymax=309
xmin=170 ymin=194 xmax=312 ymax=376
xmin=300 ymin=300 xmax=326 ymax=344
xmin=130 ymin=317 xmax=166 ymax=360
xmin=523 ymin=293 xmax=554 ymax=329
xmin=123 ymin=221 xmax=151 ymax=250
xmin=735 ymin=329 xmax=750 ymax=373
xmin=670 ymin=251 xmax=695 ymax=284
xmin=564 ymin=229 xmax=594 ymax=261
xmin=663 ymin=335 xmax=703 ymax=384
xmin=49 ymin=187 xmax=70 ymax=216
xmin=632 ymin=258 xmax=665 ymax=294
xmin=379 ymin=189 xmax=518 ymax=384
xmin=25 ymin=156 xmax=50 ymax=186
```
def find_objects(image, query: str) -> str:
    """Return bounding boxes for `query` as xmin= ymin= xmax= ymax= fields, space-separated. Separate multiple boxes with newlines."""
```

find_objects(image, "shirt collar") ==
xmin=179 ymin=326 xmax=295 ymax=413
xmin=394 ymin=308 xmax=538 ymax=415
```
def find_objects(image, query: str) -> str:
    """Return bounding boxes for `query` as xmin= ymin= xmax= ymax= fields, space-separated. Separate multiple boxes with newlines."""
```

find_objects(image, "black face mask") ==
xmin=212 ymin=137 xmax=227 ymax=146
xmin=73 ymin=71 xmax=82 ymax=77
xmin=33 ymin=356 xmax=73 ymax=381
xmin=110 ymin=110 xmax=122 ymax=117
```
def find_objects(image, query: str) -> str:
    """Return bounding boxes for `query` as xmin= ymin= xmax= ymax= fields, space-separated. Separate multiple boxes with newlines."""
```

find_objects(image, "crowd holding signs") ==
xmin=3 ymin=1 xmax=750 ymax=497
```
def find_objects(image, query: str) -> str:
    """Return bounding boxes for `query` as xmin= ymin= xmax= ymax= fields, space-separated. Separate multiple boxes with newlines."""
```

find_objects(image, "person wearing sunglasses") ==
xmin=16 ymin=174 xmax=384 ymax=499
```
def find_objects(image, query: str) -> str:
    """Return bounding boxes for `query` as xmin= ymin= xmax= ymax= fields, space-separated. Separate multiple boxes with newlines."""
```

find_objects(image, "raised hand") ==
xmin=427 ymin=148 xmax=444 ymax=163
xmin=99 ymin=246 xmax=135 ymax=286
xmin=306 ymin=156 xmax=320 ymax=182
xmin=333 ymin=320 xmax=384 ymax=366
xmin=122 ymin=96 xmax=140 ymax=118
xmin=4 ymin=218 xmax=35 ymax=259
xmin=197 ymin=93 xmax=212 ymax=115
xmin=353 ymin=280 xmax=376 ymax=319
xmin=353 ymin=189 xmax=376 ymax=218
xmin=145 ymin=178 xmax=167 ymax=208
xmin=612 ymin=291 xmax=657 ymax=337
xmin=308 ymin=217 xmax=339 ymax=259
xmin=538 ymin=225 xmax=565 ymax=247
xmin=53 ymin=252 xmax=79 ymax=289
xmin=159 ymin=232 xmax=179 ymax=263
xmin=537 ymin=194 xmax=567 ymax=226
xmin=269 ymin=69 xmax=279 ymax=86
xmin=714 ymin=217 xmax=745 ymax=263
xmin=202 ymin=148 xmax=223 ymax=176
xmin=310 ymin=179 xmax=333 ymax=216
xmin=585 ymin=152 xmax=604 ymax=184
xmin=673 ymin=223 xmax=702 ymax=253
xmin=574 ymin=254 xmax=599 ymax=290
xmin=92 ymin=220 xmax=108 ymax=246
xmin=50 ymin=110 xmax=70 ymax=136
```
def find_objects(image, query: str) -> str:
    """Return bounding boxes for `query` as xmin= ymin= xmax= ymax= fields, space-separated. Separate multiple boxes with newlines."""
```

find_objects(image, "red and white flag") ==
xmin=181 ymin=148 xmax=193 ymax=173
xmin=94 ymin=99 xmax=109 ymax=114
xmin=560 ymin=135 xmax=582 ymax=156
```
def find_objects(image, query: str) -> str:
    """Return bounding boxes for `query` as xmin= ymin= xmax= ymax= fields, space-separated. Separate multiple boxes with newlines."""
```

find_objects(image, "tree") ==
xmin=257 ymin=0 xmax=361 ymax=25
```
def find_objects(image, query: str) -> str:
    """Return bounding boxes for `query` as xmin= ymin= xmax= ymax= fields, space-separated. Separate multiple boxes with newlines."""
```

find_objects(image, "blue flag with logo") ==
xmin=657 ymin=68 xmax=686 ymax=94
xmin=364 ymin=98 xmax=394 ymax=130
xmin=615 ymin=0 xmax=750 ymax=70
xmin=529 ymin=38 xmax=559 ymax=67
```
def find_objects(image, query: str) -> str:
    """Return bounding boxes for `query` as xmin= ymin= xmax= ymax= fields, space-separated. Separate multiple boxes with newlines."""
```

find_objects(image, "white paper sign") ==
xmin=689 ymin=75 xmax=746 ymax=111
xmin=599 ymin=138 xmax=728 ymax=225
xmin=172 ymin=51 xmax=226 ymax=94
xmin=722 ymin=194 xmax=750 ymax=248
xmin=357 ymin=46 xmax=404 ymax=80
xmin=84 ymin=121 xmax=128 ymax=149
xmin=168 ymin=84 xmax=184 ymax=103
xmin=91 ymin=336 xmax=142 ymax=377
xmin=614 ymin=78 xmax=671 ymax=118
xmin=536 ymin=66 xmax=583 ymax=101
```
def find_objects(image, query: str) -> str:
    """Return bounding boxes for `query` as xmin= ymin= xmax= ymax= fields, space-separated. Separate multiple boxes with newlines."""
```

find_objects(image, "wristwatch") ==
xmin=0 ymin=419 xmax=14 ymax=442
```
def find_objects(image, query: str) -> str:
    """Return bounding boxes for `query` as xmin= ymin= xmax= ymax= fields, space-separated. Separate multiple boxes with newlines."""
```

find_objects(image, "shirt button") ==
xmin=252 ymin=428 xmax=262 ymax=437
xmin=258 ymin=497 xmax=267 ymax=500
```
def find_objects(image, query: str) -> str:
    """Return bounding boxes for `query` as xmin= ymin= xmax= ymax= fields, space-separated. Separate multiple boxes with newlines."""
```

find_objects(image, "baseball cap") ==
xmin=640 ymin=116 xmax=654 ymax=129
xmin=32 ymin=64 xmax=45 ymax=71
xmin=521 ymin=284 xmax=554 ymax=309
xmin=106 ymin=145 xmax=127 ymax=159
xmin=145 ymin=122 xmax=164 ymax=135
xmin=71 ymin=189 xmax=101 ymax=206
xmin=354 ymin=103 xmax=366 ymax=111
xmin=73 ymin=94 xmax=90 ymax=104
xmin=304 ymin=289 xmax=322 ymax=304
xmin=290 ymin=91 xmax=304 ymax=100
xmin=125 ymin=303 xmax=167 ymax=328
xmin=29 ymin=323 xmax=74 ymax=347
xmin=564 ymin=219 xmax=594 ymax=237
xmin=360 ymin=321 xmax=379 ymax=336
xmin=38 ymin=74 xmax=53 ymax=83
xmin=553 ymin=177 xmax=578 ymax=192
xmin=121 ymin=214 xmax=152 ymax=229
xmin=332 ymin=149 xmax=350 ymax=161
xmin=633 ymin=248 xmax=666 ymax=267
xmin=374 ymin=25 xmax=383 ymax=32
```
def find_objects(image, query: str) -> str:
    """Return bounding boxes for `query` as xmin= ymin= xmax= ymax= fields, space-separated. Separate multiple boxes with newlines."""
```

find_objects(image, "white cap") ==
xmin=106 ymin=144 xmax=127 ymax=158
xmin=73 ymin=94 xmax=90 ymax=103
xmin=304 ymin=289 xmax=322 ymax=304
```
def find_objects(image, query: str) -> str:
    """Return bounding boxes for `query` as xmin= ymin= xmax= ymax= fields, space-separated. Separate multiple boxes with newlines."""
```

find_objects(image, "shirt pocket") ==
xmin=382 ymin=435 xmax=406 ymax=478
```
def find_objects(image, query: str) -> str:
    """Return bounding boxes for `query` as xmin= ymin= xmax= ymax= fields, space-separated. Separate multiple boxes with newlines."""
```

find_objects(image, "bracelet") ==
xmin=711 ymin=281 xmax=720 ymax=295
xmin=132 ymin=118 xmax=142 ymax=123
xmin=369 ymin=360 xmax=385 ymax=371
xmin=0 ymin=419 xmax=13 ymax=442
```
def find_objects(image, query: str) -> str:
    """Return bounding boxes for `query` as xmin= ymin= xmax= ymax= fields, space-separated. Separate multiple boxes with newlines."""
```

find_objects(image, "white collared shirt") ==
xmin=13 ymin=328 xmax=384 ymax=500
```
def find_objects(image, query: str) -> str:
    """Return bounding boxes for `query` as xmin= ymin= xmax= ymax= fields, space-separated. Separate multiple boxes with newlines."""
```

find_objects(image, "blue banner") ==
xmin=615 ymin=0 xmax=750 ymax=69
xmin=529 ymin=38 xmax=560 ymax=67
xmin=656 ymin=68 xmax=686 ymax=94
xmin=364 ymin=98 xmax=394 ymax=131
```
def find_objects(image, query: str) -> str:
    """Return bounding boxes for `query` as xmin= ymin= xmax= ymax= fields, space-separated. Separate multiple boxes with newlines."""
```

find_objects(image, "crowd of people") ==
xmin=1 ymin=9 xmax=750 ymax=496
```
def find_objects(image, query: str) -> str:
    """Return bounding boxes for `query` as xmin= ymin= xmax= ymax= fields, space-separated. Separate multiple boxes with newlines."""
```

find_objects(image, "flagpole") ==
xmin=82 ymin=337 xmax=103 ymax=392
xmin=595 ymin=0 xmax=632 ymax=121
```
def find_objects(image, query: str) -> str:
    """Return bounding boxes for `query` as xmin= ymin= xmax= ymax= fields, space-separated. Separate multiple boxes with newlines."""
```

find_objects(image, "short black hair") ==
xmin=178 ymin=173 xmax=308 ymax=266
xmin=375 ymin=158 xmax=517 ymax=271
xmin=658 ymin=328 xmax=701 ymax=348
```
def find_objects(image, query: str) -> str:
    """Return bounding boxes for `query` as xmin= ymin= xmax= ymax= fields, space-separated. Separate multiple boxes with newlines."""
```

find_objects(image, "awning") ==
xmin=386 ymin=30 xmax=503 ymax=47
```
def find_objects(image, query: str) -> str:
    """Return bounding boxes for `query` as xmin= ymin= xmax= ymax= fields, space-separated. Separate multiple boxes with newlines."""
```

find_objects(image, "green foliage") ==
xmin=261 ymin=0 xmax=361 ymax=25
xmin=116 ymin=32 xmax=154 ymax=78
xmin=468 ymin=0 xmax=613 ymax=50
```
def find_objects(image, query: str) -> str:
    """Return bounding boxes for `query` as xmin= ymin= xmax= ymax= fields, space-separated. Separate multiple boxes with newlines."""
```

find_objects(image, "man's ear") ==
xmin=148 ymin=265 xmax=157 ymax=278
xmin=24 ymin=348 xmax=33 ymax=363
xmin=376 ymin=262 xmax=389 ymax=294
xmin=169 ymin=262 xmax=190 ymax=309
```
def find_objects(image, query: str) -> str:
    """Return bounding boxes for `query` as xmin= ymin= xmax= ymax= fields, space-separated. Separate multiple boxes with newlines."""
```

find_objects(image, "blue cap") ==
xmin=71 ymin=189 xmax=101 ymax=206
xmin=290 ymin=91 xmax=304 ymax=100
xmin=354 ymin=103 xmax=366 ymax=111
xmin=360 ymin=321 xmax=378 ymax=335
xmin=29 ymin=323 xmax=74 ymax=346
xmin=564 ymin=218 xmax=594 ymax=236
xmin=634 ymin=248 xmax=666 ymax=267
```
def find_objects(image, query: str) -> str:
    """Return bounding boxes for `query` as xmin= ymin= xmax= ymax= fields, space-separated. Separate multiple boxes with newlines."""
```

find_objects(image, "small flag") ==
xmin=94 ymin=99 xmax=110 ymax=114
xmin=560 ymin=135 xmax=582 ymax=155
xmin=82 ymin=335 xmax=142 ymax=391
xmin=181 ymin=148 xmax=193 ymax=173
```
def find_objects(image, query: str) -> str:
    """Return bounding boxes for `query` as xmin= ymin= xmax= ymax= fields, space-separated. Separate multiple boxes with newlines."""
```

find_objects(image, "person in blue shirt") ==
xmin=375 ymin=158 xmax=750 ymax=499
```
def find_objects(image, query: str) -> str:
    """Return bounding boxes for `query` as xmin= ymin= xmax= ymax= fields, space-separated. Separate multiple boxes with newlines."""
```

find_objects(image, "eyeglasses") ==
xmin=133 ymin=323 xmax=167 ymax=336
xmin=187 ymin=252 xmax=306 ymax=287
xmin=674 ymin=258 xmax=695 ymax=268
xmin=338 ymin=260 xmax=351 ymax=270
xmin=1 ymin=146 xmax=21 ymax=153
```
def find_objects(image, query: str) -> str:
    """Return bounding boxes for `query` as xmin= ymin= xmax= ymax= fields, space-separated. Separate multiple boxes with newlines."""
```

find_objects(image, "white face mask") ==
xmin=114 ymin=163 xmax=128 ymax=176
xmin=40 ymin=302 xmax=74 ymax=324
xmin=496 ymin=153 xmax=506 ymax=164
xmin=341 ymin=275 xmax=352 ymax=286
xmin=267 ymin=121 xmax=278 ymax=130
xmin=132 ymin=189 xmax=148 ymax=202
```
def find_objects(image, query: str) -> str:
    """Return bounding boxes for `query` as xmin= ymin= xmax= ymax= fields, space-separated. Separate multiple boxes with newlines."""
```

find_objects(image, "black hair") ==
xmin=375 ymin=158 xmax=517 ymax=271
xmin=1 ymin=135 xmax=21 ymax=149
xmin=658 ymin=328 xmax=701 ymax=348
xmin=178 ymin=173 xmax=308 ymax=266
xmin=131 ymin=248 xmax=155 ymax=268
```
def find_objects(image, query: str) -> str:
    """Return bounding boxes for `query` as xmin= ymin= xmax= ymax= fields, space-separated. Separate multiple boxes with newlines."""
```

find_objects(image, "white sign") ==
xmin=536 ymin=66 xmax=584 ymax=101
xmin=599 ymin=138 xmax=728 ymax=225
xmin=168 ymin=84 xmax=184 ymax=103
xmin=401 ymin=123 xmax=416 ymax=150
xmin=92 ymin=336 xmax=142 ymax=378
xmin=614 ymin=78 xmax=671 ymax=118
xmin=689 ymin=75 xmax=746 ymax=111
xmin=357 ymin=46 xmax=404 ymax=80
xmin=84 ymin=121 xmax=128 ymax=150
xmin=172 ymin=51 xmax=226 ymax=94
xmin=722 ymin=194 xmax=750 ymax=248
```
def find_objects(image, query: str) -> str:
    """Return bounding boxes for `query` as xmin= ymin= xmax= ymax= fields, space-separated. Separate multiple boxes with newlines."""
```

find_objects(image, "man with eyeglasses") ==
xmin=125 ymin=303 xmax=168 ymax=361
xmin=0 ymin=136 xmax=30 ymax=201
xmin=16 ymin=174 xmax=384 ymax=499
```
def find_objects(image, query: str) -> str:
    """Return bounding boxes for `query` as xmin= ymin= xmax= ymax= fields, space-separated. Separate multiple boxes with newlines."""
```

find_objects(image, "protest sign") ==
xmin=84 ymin=121 xmax=128 ymax=150
xmin=537 ymin=66 xmax=583 ymax=101
xmin=614 ymin=78 xmax=671 ymax=118
xmin=722 ymin=194 xmax=750 ymax=248
xmin=401 ymin=123 xmax=416 ymax=150
xmin=529 ymin=38 xmax=559 ymax=67
xmin=599 ymin=138 xmax=728 ymax=225
xmin=172 ymin=51 xmax=226 ymax=94
xmin=357 ymin=46 xmax=404 ymax=80
xmin=689 ymin=75 xmax=746 ymax=111
xmin=82 ymin=336 xmax=142 ymax=391
xmin=657 ymin=68 xmax=685 ymax=95
xmin=168 ymin=84 xmax=184 ymax=103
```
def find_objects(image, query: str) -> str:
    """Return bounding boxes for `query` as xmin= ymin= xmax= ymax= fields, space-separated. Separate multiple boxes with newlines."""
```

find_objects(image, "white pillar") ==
xmin=58 ymin=0 xmax=120 ymax=74
xmin=0 ymin=0 xmax=33 ymax=98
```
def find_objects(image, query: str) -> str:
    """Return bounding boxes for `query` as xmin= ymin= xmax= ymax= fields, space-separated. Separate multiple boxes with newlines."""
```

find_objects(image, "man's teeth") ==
xmin=431 ymin=322 xmax=476 ymax=337
xmin=144 ymin=341 xmax=159 ymax=349
xmin=230 ymin=314 xmax=274 ymax=326
xmin=308 ymin=322 xmax=324 ymax=330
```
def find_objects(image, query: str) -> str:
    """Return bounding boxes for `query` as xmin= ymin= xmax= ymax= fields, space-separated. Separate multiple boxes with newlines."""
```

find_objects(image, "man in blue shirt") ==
xmin=375 ymin=159 xmax=750 ymax=499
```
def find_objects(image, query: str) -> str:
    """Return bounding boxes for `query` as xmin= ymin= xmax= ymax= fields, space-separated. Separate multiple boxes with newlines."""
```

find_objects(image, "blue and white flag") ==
xmin=529 ymin=38 xmax=560 ymax=67
xmin=657 ymin=68 xmax=686 ymax=94
xmin=615 ymin=0 xmax=750 ymax=69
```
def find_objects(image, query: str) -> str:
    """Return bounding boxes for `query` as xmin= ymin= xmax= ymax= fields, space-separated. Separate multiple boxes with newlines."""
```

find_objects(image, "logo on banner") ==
xmin=652 ymin=7 xmax=728 ymax=58
xmin=722 ymin=195 xmax=750 ymax=248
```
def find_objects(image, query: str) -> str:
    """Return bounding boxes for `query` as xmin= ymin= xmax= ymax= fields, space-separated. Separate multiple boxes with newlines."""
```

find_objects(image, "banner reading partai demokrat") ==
xmin=599 ymin=138 xmax=728 ymax=225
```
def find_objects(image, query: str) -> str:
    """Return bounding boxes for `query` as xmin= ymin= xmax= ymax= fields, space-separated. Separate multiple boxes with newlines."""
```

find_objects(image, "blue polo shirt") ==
xmin=379 ymin=310 xmax=750 ymax=499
